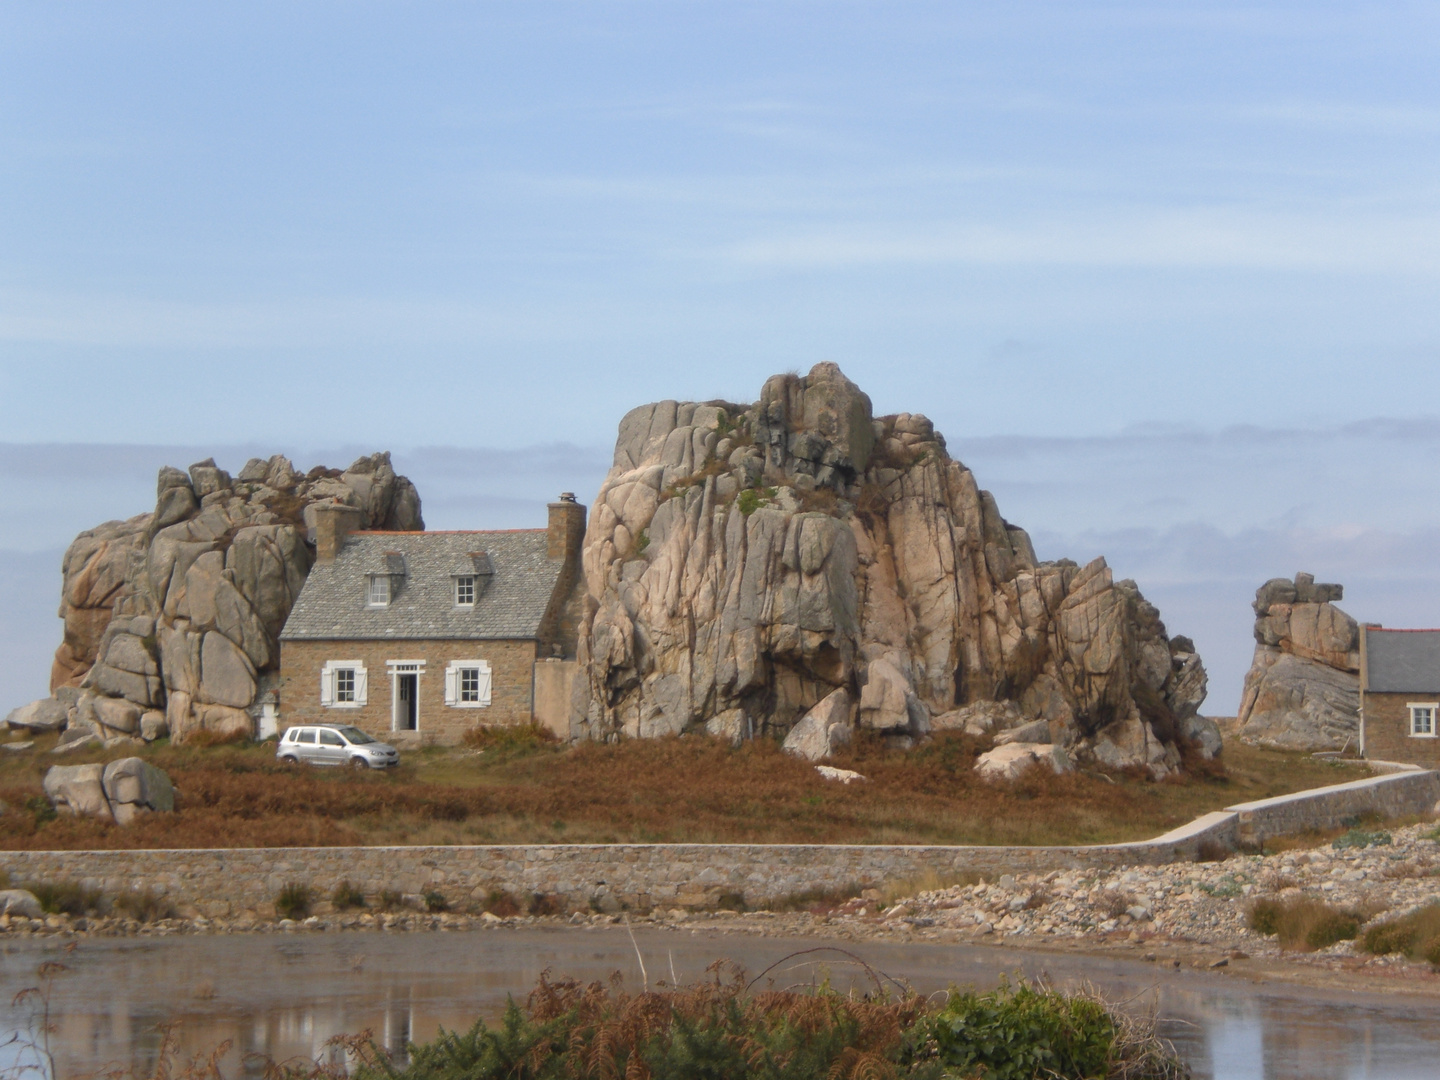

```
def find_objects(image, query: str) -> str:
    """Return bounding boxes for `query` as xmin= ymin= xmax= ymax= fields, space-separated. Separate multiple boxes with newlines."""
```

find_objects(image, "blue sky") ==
xmin=2 ymin=2 xmax=1438 ymax=715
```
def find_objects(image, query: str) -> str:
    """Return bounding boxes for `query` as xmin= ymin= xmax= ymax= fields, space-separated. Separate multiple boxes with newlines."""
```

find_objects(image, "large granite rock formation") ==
xmin=40 ymin=452 xmax=421 ymax=744
xmin=570 ymin=364 xmax=1209 ymax=775
xmin=1236 ymin=573 xmax=1360 ymax=751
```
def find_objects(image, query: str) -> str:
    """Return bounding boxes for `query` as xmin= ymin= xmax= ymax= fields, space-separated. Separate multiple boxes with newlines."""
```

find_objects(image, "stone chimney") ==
xmin=547 ymin=492 xmax=586 ymax=560
xmin=312 ymin=503 xmax=365 ymax=564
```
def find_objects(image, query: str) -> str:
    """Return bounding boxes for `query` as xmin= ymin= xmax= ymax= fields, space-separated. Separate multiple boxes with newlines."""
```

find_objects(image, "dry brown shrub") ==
xmin=1098 ymin=889 xmax=1135 ymax=920
xmin=1249 ymin=896 xmax=1362 ymax=950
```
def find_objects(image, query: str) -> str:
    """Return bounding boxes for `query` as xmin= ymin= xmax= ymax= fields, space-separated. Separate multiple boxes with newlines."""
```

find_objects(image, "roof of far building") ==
xmin=1364 ymin=627 xmax=1440 ymax=694
xmin=280 ymin=530 xmax=562 ymax=642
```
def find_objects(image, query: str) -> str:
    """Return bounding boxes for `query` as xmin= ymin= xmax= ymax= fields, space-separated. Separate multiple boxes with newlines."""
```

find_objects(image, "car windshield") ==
xmin=336 ymin=726 xmax=377 ymax=745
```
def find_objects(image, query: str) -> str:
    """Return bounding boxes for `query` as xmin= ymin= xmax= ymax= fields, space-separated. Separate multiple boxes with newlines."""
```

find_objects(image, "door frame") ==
xmin=386 ymin=659 xmax=426 ymax=733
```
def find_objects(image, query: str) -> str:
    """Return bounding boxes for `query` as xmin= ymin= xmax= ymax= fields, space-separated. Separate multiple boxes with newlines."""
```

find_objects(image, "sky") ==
xmin=2 ymin=2 xmax=1438 ymax=717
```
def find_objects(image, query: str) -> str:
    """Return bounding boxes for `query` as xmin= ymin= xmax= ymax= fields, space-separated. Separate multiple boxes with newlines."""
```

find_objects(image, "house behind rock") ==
xmin=277 ymin=495 xmax=586 ymax=744
xmin=1359 ymin=626 xmax=1440 ymax=767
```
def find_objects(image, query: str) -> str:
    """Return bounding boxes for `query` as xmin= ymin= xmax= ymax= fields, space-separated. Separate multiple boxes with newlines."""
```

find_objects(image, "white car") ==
xmin=277 ymin=724 xmax=400 ymax=770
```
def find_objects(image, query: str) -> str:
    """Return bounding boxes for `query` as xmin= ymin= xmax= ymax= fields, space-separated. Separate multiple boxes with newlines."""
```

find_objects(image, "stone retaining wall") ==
xmin=1228 ymin=767 xmax=1440 ymax=847
xmin=1 ymin=769 xmax=1434 ymax=919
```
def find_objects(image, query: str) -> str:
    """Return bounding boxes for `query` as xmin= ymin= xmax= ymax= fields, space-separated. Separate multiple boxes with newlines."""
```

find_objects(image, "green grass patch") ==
xmin=332 ymin=880 xmax=366 ymax=910
xmin=1333 ymin=828 xmax=1392 ymax=850
xmin=274 ymin=882 xmax=311 ymax=919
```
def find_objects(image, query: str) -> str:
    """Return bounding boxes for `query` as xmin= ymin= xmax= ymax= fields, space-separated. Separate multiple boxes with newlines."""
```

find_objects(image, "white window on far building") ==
xmin=1408 ymin=703 xmax=1437 ymax=737
xmin=367 ymin=575 xmax=391 ymax=607
xmin=444 ymin=659 xmax=491 ymax=708
xmin=321 ymin=660 xmax=368 ymax=708
xmin=455 ymin=575 xmax=476 ymax=606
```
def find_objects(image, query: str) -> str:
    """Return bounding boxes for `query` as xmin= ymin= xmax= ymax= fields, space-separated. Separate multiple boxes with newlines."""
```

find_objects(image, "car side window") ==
xmin=297 ymin=729 xmax=317 ymax=744
xmin=319 ymin=730 xmax=343 ymax=746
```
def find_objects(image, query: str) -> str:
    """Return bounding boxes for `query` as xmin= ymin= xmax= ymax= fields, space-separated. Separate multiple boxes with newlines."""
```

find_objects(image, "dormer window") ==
xmin=450 ymin=552 xmax=492 ymax=606
xmin=367 ymin=575 xmax=391 ymax=607
xmin=455 ymin=575 xmax=476 ymax=607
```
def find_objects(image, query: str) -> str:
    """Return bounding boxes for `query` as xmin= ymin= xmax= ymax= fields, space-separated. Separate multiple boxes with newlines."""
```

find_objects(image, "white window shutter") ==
xmin=354 ymin=665 xmax=368 ymax=705
xmin=477 ymin=663 xmax=492 ymax=707
xmin=444 ymin=663 xmax=458 ymax=706
xmin=320 ymin=665 xmax=334 ymax=706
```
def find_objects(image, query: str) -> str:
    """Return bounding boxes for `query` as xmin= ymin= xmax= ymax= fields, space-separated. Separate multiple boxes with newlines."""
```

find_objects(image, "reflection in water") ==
xmin=1 ymin=930 xmax=1437 ymax=1079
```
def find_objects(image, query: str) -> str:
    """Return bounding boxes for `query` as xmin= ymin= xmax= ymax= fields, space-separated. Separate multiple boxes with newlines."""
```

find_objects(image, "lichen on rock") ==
xmin=571 ymin=363 xmax=1209 ymax=775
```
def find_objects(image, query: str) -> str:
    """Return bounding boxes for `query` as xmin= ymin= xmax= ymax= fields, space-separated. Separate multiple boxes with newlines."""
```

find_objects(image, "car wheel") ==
xmin=280 ymin=755 xmax=300 ymax=767
xmin=350 ymin=756 xmax=370 ymax=771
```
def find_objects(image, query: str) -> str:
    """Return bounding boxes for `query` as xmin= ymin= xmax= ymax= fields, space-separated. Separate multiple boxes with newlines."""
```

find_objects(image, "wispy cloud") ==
xmin=0 ymin=289 xmax=640 ymax=349
xmin=718 ymin=210 xmax=1440 ymax=273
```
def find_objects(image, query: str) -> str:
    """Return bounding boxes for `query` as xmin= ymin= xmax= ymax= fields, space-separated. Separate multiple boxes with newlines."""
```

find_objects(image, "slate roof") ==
xmin=1364 ymin=628 xmax=1440 ymax=694
xmin=280 ymin=530 xmax=562 ymax=641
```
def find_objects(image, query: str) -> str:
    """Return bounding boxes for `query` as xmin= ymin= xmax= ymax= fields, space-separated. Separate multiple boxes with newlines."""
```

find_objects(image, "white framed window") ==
xmin=1408 ymin=703 xmax=1437 ymax=737
xmin=320 ymin=660 xmax=367 ymax=708
xmin=455 ymin=575 xmax=476 ymax=607
xmin=367 ymin=575 xmax=391 ymax=607
xmin=444 ymin=659 xmax=491 ymax=708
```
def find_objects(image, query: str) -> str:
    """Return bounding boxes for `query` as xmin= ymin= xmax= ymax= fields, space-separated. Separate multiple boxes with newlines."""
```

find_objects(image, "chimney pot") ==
xmin=547 ymin=495 xmax=586 ymax=559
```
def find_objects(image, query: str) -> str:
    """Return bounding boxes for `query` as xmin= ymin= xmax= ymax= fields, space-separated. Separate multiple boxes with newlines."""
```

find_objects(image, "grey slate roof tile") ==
xmin=280 ymin=530 xmax=561 ymax=641
xmin=1364 ymin=628 xmax=1440 ymax=694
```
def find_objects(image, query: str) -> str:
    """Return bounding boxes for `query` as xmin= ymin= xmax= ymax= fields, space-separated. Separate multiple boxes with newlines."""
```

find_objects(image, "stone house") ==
xmin=277 ymin=495 xmax=586 ymax=744
xmin=1359 ymin=626 xmax=1440 ymax=767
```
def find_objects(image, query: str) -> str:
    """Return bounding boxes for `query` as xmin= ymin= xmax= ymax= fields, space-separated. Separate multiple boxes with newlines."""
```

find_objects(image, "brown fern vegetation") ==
xmin=0 ymin=729 xmax=1361 ymax=851
xmin=9 ymin=964 xmax=1187 ymax=1080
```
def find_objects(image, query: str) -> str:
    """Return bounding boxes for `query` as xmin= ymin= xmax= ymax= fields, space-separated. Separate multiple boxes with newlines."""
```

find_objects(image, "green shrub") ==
xmin=379 ymin=890 xmax=406 ymax=911
xmin=31 ymin=880 xmax=104 ymax=917
xmin=114 ymin=889 xmax=176 ymax=923
xmin=1361 ymin=903 xmax=1440 ymax=963
xmin=1249 ymin=898 xmax=1281 ymax=937
xmin=1334 ymin=828 xmax=1391 ymax=850
xmin=332 ymin=881 xmax=366 ymax=910
xmin=737 ymin=487 xmax=777 ymax=516
xmin=24 ymin=796 xmax=56 ymax=826
xmin=275 ymin=882 xmax=311 ymax=920
xmin=634 ymin=528 xmax=650 ymax=554
xmin=1247 ymin=897 xmax=1360 ymax=950
xmin=904 ymin=982 xmax=1117 ymax=1080
xmin=423 ymin=889 xmax=449 ymax=913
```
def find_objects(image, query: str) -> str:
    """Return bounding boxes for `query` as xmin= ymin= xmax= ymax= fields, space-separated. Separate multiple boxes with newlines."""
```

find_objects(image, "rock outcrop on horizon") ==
xmin=29 ymin=452 xmax=421 ymax=745
xmin=570 ymin=363 xmax=1210 ymax=775
xmin=1236 ymin=573 xmax=1360 ymax=752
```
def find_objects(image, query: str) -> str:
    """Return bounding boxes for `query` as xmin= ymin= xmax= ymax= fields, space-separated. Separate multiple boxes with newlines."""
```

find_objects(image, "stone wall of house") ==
xmin=533 ymin=659 xmax=578 ymax=739
xmin=2 ymin=770 xmax=1433 ymax=918
xmin=1363 ymin=692 xmax=1440 ymax=768
xmin=278 ymin=638 xmax=539 ymax=744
